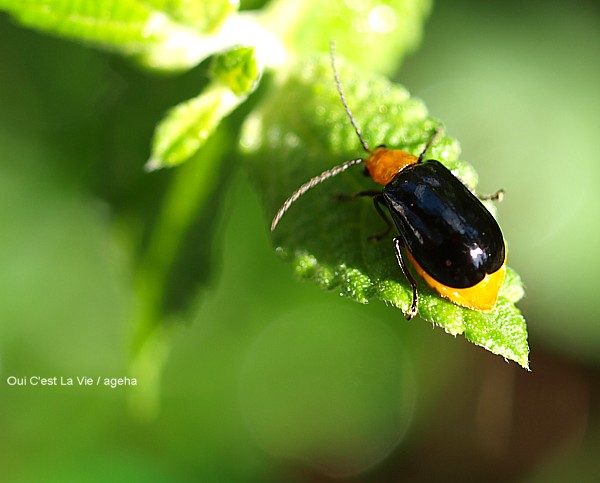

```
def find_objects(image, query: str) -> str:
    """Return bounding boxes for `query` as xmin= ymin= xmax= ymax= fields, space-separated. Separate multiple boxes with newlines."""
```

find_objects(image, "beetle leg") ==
xmin=369 ymin=194 xmax=393 ymax=241
xmin=417 ymin=127 xmax=443 ymax=163
xmin=334 ymin=189 xmax=381 ymax=201
xmin=335 ymin=190 xmax=391 ymax=240
xmin=393 ymin=237 xmax=419 ymax=320
xmin=478 ymin=188 xmax=504 ymax=203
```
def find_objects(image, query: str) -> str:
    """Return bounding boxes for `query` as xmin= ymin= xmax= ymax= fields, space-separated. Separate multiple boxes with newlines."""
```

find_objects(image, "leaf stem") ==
xmin=129 ymin=128 xmax=229 ymax=415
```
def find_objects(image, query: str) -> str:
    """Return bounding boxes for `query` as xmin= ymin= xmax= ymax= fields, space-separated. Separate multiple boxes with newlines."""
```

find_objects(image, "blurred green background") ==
xmin=0 ymin=0 xmax=599 ymax=482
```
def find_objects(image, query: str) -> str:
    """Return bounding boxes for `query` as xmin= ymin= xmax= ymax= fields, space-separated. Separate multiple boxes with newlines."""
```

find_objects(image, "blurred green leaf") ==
xmin=147 ymin=89 xmax=226 ymax=170
xmin=0 ymin=0 xmax=241 ymax=71
xmin=0 ymin=0 xmax=164 ymax=52
xmin=140 ymin=0 xmax=239 ymax=32
xmin=242 ymin=54 xmax=529 ymax=368
xmin=147 ymin=47 xmax=260 ymax=170
xmin=264 ymin=0 xmax=432 ymax=74
xmin=211 ymin=46 xmax=260 ymax=96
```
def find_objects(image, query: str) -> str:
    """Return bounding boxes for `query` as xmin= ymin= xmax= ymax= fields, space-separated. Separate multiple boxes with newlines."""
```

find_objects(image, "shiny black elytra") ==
xmin=382 ymin=159 xmax=505 ymax=289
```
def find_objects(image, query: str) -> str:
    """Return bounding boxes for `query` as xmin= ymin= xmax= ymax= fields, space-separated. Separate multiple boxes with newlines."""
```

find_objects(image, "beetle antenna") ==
xmin=330 ymin=42 xmax=370 ymax=153
xmin=271 ymin=45 xmax=370 ymax=232
xmin=271 ymin=158 xmax=364 ymax=231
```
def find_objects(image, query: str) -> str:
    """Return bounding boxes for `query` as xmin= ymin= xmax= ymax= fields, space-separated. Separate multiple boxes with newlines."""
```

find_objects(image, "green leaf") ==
xmin=139 ymin=0 xmax=239 ymax=33
xmin=263 ymin=0 xmax=433 ymax=74
xmin=241 ymin=54 xmax=529 ymax=368
xmin=0 ymin=0 xmax=242 ymax=71
xmin=211 ymin=45 xmax=261 ymax=96
xmin=147 ymin=47 xmax=260 ymax=169
xmin=0 ymin=0 xmax=164 ymax=53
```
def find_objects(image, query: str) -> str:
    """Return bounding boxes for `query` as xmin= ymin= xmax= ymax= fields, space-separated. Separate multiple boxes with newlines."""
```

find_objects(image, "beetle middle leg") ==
xmin=478 ymin=188 xmax=504 ymax=203
xmin=417 ymin=127 xmax=443 ymax=163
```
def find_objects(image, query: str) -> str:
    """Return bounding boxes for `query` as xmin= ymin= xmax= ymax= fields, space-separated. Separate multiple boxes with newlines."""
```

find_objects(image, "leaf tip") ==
xmin=144 ymin=158 xmax=163 ymax=172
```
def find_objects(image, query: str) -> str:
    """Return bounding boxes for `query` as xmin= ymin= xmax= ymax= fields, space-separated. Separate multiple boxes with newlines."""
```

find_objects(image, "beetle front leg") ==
xmin=334 ymin=189 xmax=382 ymax=201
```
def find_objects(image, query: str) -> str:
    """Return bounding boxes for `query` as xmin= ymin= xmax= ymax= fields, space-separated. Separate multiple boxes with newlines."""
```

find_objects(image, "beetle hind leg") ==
xmin=393 ymin=237 xmax=419 ymax=320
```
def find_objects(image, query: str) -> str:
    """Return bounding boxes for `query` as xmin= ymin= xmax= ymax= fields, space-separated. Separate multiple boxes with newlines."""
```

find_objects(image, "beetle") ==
xmin=270 ymin=44 xmax=507 ymax=319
